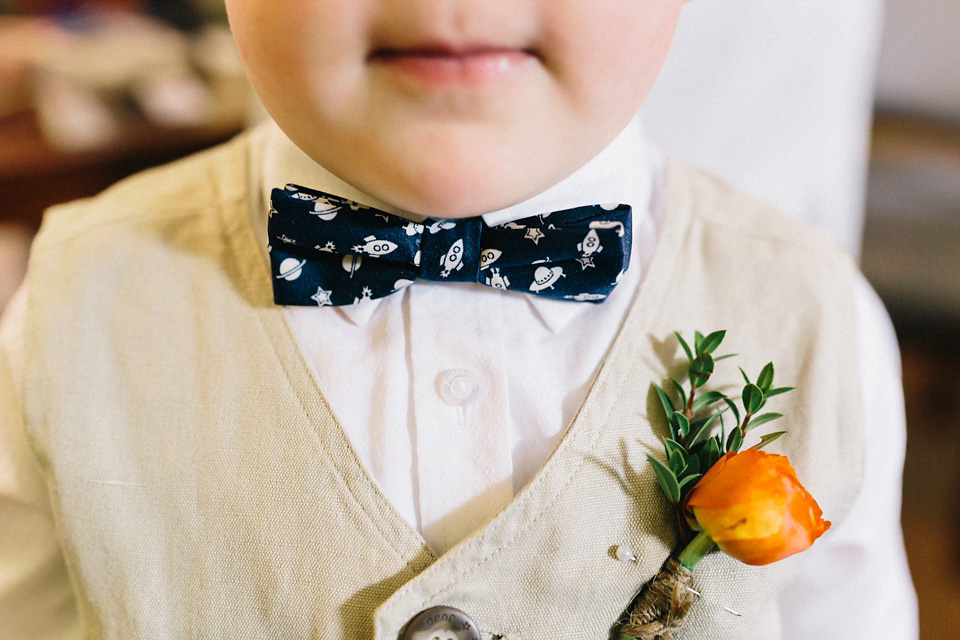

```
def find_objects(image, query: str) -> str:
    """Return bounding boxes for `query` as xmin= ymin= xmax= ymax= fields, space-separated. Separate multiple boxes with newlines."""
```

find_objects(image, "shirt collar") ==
xmin=255 ymin=115 xmax=654 ymax=332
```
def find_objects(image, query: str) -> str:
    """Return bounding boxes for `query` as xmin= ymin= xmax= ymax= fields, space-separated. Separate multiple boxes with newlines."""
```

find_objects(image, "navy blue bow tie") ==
xmin=267 ymin=184 xmax=632 ymax=306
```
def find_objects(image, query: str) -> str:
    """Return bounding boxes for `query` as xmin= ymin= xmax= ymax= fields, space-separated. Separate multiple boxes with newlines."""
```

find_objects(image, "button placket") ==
xmin=408 ymin=284 xmax=513 ymax=555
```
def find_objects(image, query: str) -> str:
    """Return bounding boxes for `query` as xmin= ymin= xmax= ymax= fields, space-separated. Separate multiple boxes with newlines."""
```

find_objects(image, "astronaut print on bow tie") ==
xmin=267 ymin=184 xmax=632 ymax=306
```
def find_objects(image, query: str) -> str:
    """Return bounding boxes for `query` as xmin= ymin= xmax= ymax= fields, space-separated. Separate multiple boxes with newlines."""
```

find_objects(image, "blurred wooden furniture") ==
xmin=0 ymin=109 xmax=241 ymax=231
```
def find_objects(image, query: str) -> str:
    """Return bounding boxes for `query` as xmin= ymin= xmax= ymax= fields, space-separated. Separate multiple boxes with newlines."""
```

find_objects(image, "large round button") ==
xmin=401 ymin=606 xmax=481 ymax=640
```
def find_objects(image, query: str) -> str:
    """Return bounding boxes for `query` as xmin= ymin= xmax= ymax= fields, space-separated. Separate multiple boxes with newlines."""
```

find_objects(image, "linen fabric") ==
xmin=0 ymin=128 xmax=897 ymax=639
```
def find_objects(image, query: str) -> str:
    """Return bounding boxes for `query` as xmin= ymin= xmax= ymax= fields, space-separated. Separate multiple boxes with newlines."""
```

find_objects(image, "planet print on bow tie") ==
xmin=276 ymin=257 xmax=306 ymax=281
xmin=310 ymin=198 xmax=341 ymax=220
xmin=529 ymin=266 xmax=565 ymax=292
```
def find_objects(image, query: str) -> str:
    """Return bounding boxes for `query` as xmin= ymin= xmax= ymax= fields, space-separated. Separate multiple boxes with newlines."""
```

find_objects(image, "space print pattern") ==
xmin=268 ymin=184 xmax=632 ymax=306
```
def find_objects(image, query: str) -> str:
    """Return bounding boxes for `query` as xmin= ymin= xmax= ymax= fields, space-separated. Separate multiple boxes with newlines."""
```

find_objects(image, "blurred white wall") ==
xmin=640 ymin=0 xmax=885 ymax=258
xmin=875 ymin=0 xmax=960 ymax=121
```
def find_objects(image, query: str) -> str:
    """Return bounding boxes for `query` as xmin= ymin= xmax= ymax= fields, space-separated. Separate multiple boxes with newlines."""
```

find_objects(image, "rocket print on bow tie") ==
xmin=267 ymin=184 xmax=633 ymax=307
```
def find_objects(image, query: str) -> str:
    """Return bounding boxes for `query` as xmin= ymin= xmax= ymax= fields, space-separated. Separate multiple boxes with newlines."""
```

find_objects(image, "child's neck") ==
xmin=258 ymin=115 xmax=654 ymax=226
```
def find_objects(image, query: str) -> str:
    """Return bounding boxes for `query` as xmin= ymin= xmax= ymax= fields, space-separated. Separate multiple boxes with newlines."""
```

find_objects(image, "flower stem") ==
xmin=676 ymin=530 xmax=715 ymax=570
xmin=685 ymin=384 xmax=696 ymax=419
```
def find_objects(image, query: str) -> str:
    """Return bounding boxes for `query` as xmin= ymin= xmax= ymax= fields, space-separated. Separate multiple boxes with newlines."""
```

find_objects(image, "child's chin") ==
xmin=373 ymin=171 xmax=554 ymax=219
xmin=376 ymin=184 xmax=516 ymax=219
xmin=328 ymin=154 xmax=555 ymax=218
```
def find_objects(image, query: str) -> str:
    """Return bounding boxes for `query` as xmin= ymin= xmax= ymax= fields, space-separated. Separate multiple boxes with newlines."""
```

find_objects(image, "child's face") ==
xmin=226 ymin=0 xmax=685 ymax=217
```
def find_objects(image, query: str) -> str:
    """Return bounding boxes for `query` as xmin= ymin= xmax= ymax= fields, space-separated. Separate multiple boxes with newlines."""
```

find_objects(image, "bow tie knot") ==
xmin=267 ymin=184 xmax=632 ymax=306
xmin=418 ymin=218 xmax=484 ymax=282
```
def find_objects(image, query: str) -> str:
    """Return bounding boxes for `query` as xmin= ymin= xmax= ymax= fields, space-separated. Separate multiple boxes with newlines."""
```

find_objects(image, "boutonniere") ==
xmin=618 ymin=331 xmax=830 ymax=640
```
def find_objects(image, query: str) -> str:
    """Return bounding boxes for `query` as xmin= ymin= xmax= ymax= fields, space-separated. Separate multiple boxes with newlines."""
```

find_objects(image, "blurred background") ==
xmin=0 ymin=0 xmax=958 ymax=637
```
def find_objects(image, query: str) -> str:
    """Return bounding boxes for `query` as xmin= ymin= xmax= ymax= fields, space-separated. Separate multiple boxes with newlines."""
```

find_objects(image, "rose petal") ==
xmin=684 ymin=447 xmax=830 ymax=565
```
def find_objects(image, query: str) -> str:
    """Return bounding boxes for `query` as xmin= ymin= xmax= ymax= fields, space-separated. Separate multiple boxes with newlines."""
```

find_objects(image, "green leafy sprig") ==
xmin=646 ymin=330 xmax=794 ymax=542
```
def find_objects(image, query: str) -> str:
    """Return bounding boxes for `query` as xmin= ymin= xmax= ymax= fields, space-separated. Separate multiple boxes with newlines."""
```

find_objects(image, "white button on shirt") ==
xmin=438 ymin=368 xmax=481 ymax=407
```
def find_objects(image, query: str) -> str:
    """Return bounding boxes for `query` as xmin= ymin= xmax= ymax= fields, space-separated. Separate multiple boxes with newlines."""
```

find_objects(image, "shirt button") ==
xmin=437 ymin=368 xmax=481 ymax=407
xmin=401 ymin=606 xmax=481 ymax=640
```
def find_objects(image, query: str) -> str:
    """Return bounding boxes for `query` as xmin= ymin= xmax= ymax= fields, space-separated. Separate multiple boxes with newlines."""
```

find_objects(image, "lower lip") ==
xmin=371 ymin=49 xmax=535 ymax=86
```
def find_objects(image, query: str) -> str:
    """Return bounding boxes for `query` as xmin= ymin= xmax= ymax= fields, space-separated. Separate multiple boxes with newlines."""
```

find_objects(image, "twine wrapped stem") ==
xmin=619 ymin=558 xmax=695 ymax=640
xmin=619 ymin=532 xmax=714 ymax=640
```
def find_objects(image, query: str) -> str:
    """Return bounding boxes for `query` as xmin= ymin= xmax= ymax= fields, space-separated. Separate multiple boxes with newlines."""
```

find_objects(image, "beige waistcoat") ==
xmin=22 ymin=133 xmax=864 ymax=639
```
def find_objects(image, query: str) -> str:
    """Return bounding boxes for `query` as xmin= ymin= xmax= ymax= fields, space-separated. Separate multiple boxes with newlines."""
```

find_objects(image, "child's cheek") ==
xmin=538 ymin=0 xmax=683 ymax=112
xmin=228 ymin=1 xmax=366 ymax=117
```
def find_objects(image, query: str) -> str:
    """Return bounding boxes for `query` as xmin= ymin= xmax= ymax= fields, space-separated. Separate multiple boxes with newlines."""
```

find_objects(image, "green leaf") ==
xmin=765 ymin=386 xmax=795 ymax=399
xmin=692 ymin=390 xmax=726 ymax=413
xmin=739 ymin=366 xmax=751 ymax=385
xmin=757 ymin=362 xmax=774 ymax=392
xmin=670 ymin=378 xmax=687 ymax=411
xmin=672 ymin=412 xmax=691 ymax=438
xmin=722 ymin=396 xmax=741 ymax=426
xmin=678 ymin=473 xmax=702 ymax=493
xmin=745 ymin=412 xmax=783 ymax=431
xmin=664 ymin=438 xmax=685 ymax=458
xmin=687 ymin=413 xmax=720 ymax=445
xmin=683 ymin=453 xmax=701 ymax=476
xmin=726 ymin=426 xmax=743 ymax=453
xmin=742 ymin=384 xmax=764 ymax=414
xmin=755 ymin=431 xmax=787 ymax=450
xmin=675 ymin=331 xmax=694 ymax=363
xmin=668 ymin=447 xmax=685 ymax=474
xmin=714 ymin=353 xmax=738 ymax=362
xmin=694 ymin=330 xmax=705 ymax=354
xmin=647 ymin=454 xmax=681 ymax=503
xmin=653 ymin=383 xmax=675 ymax=421
xmin=699 ymin=437 xmax=721 ymax=471
xmin=664 ymin=438 xmax=685 ymax=453
xmin=689 ymin=353 xmax=715 ymax=388
xmin=688 ymin=439 xmax=707 ymax=456
xmin=699 ymin=330 xmax=726 ymax=355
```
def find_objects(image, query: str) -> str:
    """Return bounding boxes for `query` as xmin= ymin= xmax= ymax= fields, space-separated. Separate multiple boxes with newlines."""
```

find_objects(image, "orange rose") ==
xmin=684 ymin=447 xmax=830 ymax=566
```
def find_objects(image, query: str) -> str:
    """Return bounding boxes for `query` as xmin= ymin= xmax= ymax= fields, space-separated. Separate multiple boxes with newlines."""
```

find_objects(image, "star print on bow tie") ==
xmin=524 ymin=228 xmax=546 ymax=244
xmin=267 ymin=184 xmax=632 ymax=306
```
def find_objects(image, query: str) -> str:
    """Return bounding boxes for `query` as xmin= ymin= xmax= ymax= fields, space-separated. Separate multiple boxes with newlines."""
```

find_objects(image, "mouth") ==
xmin=369 ymin=43 xmax=538 ymax=86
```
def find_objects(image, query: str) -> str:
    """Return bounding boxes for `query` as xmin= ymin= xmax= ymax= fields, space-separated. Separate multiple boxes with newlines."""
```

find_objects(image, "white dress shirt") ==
xmin=0 ymin=115 xmax=917 ymax=638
